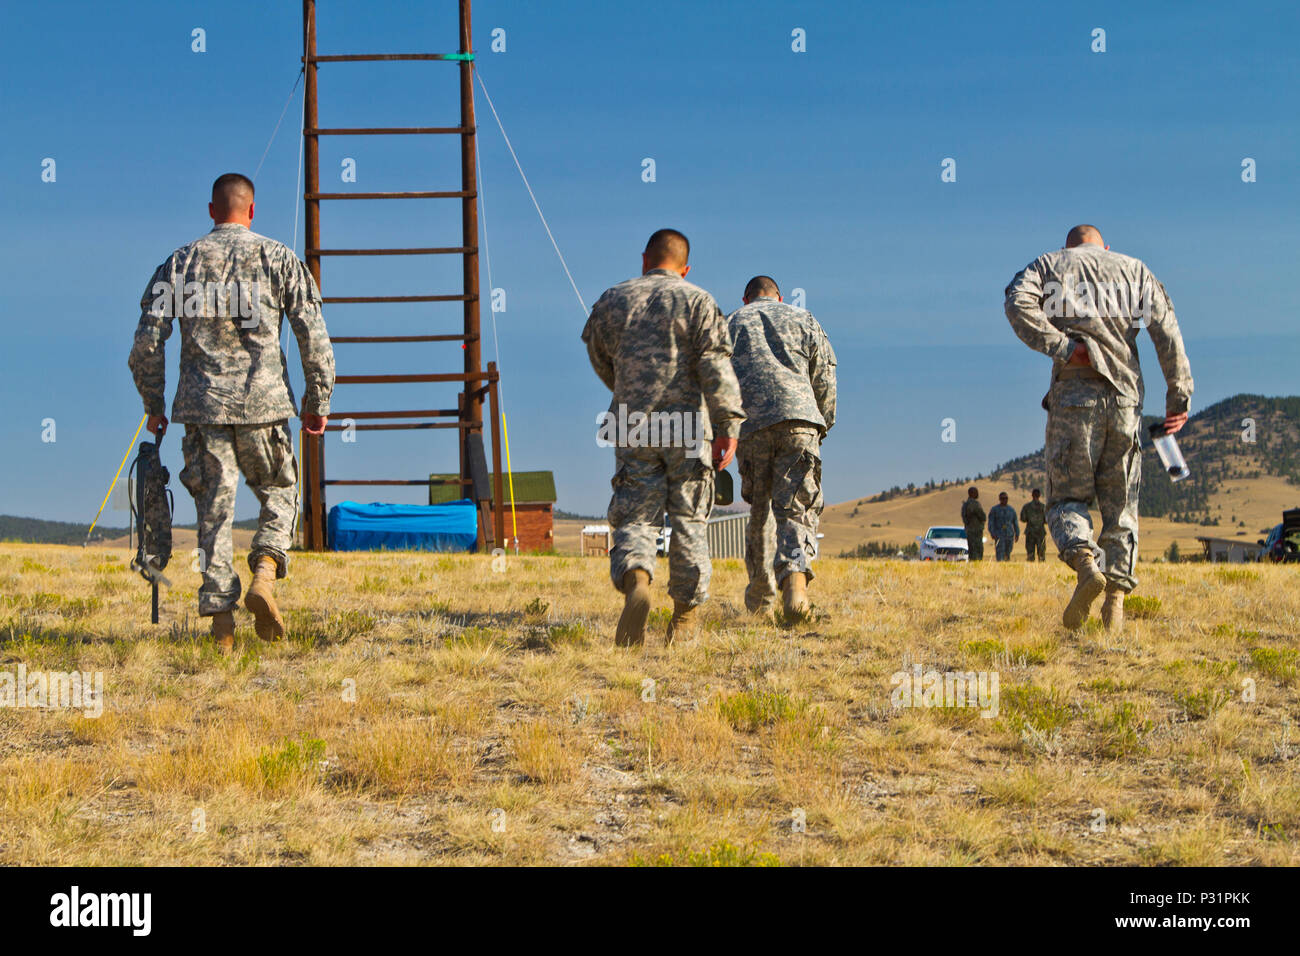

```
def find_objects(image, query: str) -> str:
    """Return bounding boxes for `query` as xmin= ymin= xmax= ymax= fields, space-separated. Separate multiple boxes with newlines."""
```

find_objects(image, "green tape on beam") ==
xmin=441 ymin=53 xmax=475 ymax=61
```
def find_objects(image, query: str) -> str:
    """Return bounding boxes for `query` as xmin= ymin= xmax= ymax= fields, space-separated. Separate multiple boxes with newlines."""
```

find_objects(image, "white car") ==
xmin=916 ymin=525 xmax=974 ymax=561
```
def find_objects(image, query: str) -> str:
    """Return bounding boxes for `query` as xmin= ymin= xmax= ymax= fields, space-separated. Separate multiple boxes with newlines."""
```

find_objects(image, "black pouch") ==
xmin=714 ymin=467 xmax=734 ymax=506
xmin=130 ymin=440 xmax=173 ymax=583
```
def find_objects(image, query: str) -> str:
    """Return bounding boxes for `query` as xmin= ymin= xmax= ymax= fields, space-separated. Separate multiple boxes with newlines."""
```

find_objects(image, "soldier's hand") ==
xmin=1164 ymin=411 xmax=1188 ymax=434
xmin=302 ymin=413 xmax=328 ymax=436
xmin=713 ymin=436 xmax=738 ymax=470
xmin=1068 ymin=342 xmax=1091 ymax=366
xmin=146 ymin=414 xmax=168 ymax=439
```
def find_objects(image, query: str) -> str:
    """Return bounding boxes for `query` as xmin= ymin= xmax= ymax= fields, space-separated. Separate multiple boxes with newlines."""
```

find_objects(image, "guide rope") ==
xmin=85 ymin=414 xmax=148 ymax=545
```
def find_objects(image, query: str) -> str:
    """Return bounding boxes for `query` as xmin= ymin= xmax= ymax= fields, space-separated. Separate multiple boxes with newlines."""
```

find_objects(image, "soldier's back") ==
xmin=1021 ymin=245 xmax=1167 ymax=405
xmin=587 ymin=270 xmax=718 ymax=415
xmin=727 ymin=298 xmax=831 ymax=436
xmin=150 ymin=223 xmax=313 ymax=424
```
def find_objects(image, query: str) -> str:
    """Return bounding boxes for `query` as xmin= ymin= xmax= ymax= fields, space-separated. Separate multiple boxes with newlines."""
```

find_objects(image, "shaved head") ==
xmin=211 ymin=173 xmax=255 ymax=219
xmin=644 ymin=228 xmax=690 ymax=268
xmin=743 ymin=275 xmax=780 ymax=302
xmin=1066 ymin=223 xmax=1103 ymax=248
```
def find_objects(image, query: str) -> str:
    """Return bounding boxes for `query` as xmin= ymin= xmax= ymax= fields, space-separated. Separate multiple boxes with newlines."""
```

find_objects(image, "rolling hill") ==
xmin=0 ymin=514 xmax=259 ymax=548
xmin=823 ymin=394 xmax=1300 ymax=560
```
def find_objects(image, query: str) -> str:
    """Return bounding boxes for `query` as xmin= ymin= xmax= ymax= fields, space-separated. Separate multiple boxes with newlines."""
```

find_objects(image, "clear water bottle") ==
xmin=1148 ymin=423 xmax=1190 ymax=482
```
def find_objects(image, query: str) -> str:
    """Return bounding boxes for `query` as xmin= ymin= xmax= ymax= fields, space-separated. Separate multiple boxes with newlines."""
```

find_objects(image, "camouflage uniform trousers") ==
xmin=1024 ymin=529 xmax=1047 ymax=561
xmin=994 ymin=535 xmax=1015 ymax=561
xmin=1045 ymin=372 xmax=1142 ymax=592
xmin=965 ymin=526 xmax=985 ymax=561
xmin=179 ymin=422 xmax=298 ymax=616
xmin=607 ymin=440 xmax=715 ymax=608
xmin=737 ymin=423 xmax=823 ymax=611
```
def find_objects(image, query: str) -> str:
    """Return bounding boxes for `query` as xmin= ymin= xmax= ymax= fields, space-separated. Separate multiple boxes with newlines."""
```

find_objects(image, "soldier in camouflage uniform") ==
xmin=961 ymin=488 xmax=986 ymax=561
xmin=1020 ymin=488 xmax=1047 ymax=561
xmin=129 ymin=173 xmax=335 ymax=653
xmin=1005 ymin=224 xmax=1192 ymax=631
xmin=582 ymin=229 xmax=744 ymax=646
xmin=988 ymin=492 xmax=1020 ymax=561
xmin=726 ymin=276 xmax=836 ymax=620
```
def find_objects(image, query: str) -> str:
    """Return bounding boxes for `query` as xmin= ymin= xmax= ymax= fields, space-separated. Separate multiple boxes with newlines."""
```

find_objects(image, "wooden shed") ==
xmin=429 ymin=470 xmax=557 ymax=552
xmin=581 ymin=524 xmax=612 ymax=557
xmin=1195 ymin=536 xmax=1263 ymax=563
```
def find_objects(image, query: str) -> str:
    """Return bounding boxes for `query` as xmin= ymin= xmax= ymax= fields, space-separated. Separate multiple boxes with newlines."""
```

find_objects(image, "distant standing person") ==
xmin=988 ymin=492 xmax=1020 ymax=561
xmin=128 ymin=173 xmax=335 ymax=654
xmin=1004 ymin=224 xmax=1193 ymax=631
xmin=961 ymin=487 xmax=986 ymax=561
xmin=1020 ymin=488 xmax=1047 ymax=561
xmin=727 ymin=275 xmax=837 ymax=621
xmin=582 ymin=229 xmax=744 ymax=646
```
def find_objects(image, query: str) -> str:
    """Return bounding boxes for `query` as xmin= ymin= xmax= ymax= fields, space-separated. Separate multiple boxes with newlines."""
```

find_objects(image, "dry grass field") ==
xmin=1 ymin=542 xmax=1297 ymax=866
xmin=818 ymin=475 xmax=1299 ymax=561
xmin=554 ymin=475 xmax=1299 ymax=560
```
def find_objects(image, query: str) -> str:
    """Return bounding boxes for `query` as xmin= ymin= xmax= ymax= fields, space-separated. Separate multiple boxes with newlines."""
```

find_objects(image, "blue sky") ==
xmin=2 ymin=0 xmax=1296 ymax=525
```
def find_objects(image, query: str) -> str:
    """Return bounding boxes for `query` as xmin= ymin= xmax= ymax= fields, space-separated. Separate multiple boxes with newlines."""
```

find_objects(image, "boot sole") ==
xmin=615 ymin=589 xmax=651 ymax=647
xmin=244 ymin=592 xmax=286 ymax=642
xmin=1062 ymin=573 xmax=1106 ymax=629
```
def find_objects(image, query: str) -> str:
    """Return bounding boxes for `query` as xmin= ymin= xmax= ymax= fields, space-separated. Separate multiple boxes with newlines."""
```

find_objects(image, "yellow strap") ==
xmin=86 ymin=414 xmax=148 ymax=540
xmin=502 ymin=412 xmax=518 ymax=546
xmin=296 ymin=428 xmax=304 ymax=548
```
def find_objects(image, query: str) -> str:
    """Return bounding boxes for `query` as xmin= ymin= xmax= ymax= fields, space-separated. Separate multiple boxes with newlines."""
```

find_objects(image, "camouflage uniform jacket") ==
xmin=726 ymin=296 xmax=837 ymax=438
xmin=582 ymin=268 xmax=744 ymax=440
xmin=129 ymin=223 xmax=335 ymax=424
xmin=961 ymin=498 xmax=986 ymax=528
xmin=988 ymin=503 xmax=1019 ymax=541
xmin=1020 ymin=498 xmax=1047 ymax=534
xmin=1004 ymin=244 xmax=1193 ymax=414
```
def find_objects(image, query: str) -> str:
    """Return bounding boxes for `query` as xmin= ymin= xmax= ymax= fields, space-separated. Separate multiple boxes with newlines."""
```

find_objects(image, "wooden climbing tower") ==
xmin=299 ymin=0 xmax=504 ymax=551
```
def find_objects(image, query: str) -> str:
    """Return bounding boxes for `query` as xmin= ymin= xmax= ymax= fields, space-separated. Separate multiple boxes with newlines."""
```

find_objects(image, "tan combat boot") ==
xmin=782 ymin=572 xmax=811 ymax=622
xmin=1101 ymin=584 xmax=1125 ymax=632
xmin=615 ymin=569 xmax=651 ymax=647
xmin=211 ymin=611 xmax=235 ymax=656
xmin=244 ymin=555 xmax=286 ymax=642
xmin=1062 ymin=551 xmax=1106 ymax=630
xmin=666 ymin=600 xmax=699 ymax=644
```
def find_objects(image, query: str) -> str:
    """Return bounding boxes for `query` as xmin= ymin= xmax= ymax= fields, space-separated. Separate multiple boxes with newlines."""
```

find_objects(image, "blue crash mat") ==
xmin=327 ymin=499 xmax=478 ymax=552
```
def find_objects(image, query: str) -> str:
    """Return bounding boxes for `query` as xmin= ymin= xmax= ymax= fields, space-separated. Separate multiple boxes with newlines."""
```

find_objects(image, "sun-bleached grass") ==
xmin=0 ymin=542 xmax=1296 ymax=865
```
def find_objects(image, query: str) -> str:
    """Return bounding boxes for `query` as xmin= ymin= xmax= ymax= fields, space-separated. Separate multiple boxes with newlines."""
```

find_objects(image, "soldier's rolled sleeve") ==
xmin=581 ymin=308 xmax=617 ymax=391
xmin=1143 ymin=271 xmax=1194 ymax=415
xmin=1005 ymin=261 xmax=1075 ymax=362
xmin=809 ymin=326 xmax=838 ymax=433
xmin=692 ymin=301 xmax=745 ymax=439
xmin=283 ymin=254 xmax=335 ymax=417
xmin=128 ymin=264 xmax=174 ymax=417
